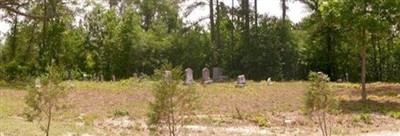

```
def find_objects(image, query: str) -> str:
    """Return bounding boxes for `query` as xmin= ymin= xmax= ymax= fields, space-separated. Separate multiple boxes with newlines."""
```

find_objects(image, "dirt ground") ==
xmin=1 ymin=81 xmax=400 ymax=135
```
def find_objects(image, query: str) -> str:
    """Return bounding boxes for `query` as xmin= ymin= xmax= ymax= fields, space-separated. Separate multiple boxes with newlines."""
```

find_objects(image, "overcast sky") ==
xmin=0 ymin=0 xmax=310 ymax=37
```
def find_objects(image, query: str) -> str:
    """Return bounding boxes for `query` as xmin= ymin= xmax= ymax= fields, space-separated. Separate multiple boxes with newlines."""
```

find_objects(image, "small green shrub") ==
xmin=389 ymin=111 xmax=400 ymax=119
xmin=114 ymin=109 xmax=130 ymax=117
xmin=250 ymin=115 xmax=269 ymax=127
xmin=360 ymin=113 xmax=372 ymax=123
xmin=78 ymin=113 xmax=99 ymax=126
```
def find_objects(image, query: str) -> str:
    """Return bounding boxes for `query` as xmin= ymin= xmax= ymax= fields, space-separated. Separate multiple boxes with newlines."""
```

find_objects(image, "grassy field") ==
xmin=1 ymin=80 xmax=400 ymax=135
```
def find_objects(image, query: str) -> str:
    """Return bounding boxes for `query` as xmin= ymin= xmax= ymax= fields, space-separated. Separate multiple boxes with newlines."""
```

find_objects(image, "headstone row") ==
xmin=185 ymin=67 xmax=246 ymax=86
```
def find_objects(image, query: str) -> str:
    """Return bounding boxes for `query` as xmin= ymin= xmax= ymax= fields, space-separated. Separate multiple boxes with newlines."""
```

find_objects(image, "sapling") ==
xmin=148 ymin=62 xmax=199 ymax=136
xmin=303 ymin=72 xmax=338 ymax=136
xmin=24 ymin=66 xmax=71 ymax=136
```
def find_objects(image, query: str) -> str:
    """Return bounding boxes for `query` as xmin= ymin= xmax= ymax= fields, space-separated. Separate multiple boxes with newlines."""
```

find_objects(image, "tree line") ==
xmin=0 ymin=0 xmax=399 ymax=87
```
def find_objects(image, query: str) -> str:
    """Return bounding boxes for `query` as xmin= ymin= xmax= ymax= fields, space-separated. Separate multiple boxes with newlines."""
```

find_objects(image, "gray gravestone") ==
xmin=202 ymin=68 xmax=213 ymax=84
xmin=35 ymin=78 xmax=41 ymax=88
xmin=184 ymin=68 xmax=195 ymax=85
xmin=112 ymin=75 xmax=116 ymax=82
xmin=236 ymin=75 xmax=246 ymax=87
xmin=164 ymin=71 xmax=172 ymax=85
xmin=213 ymin=67 xmax=229 ymax=82
xmin=237 ymin=75 xmax=246 ymax=84
xmin=100 ymin=75 xmax=104 ymax=82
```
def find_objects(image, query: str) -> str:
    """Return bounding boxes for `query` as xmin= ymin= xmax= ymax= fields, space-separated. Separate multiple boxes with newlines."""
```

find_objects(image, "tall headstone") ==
xmin=184 ymin=68 xmax=195 ymax=85
xmin=164 ymin=70 xmax=172 ymax=85
xmin=112 ymin=75 xmax=116 ymax=82
xmin=202 ymin=68 xmax=213 ymax=84
xmin=100 ymin=75 xmax=104 ymax=82
xmin=83 ymin=73 xmax=88 ymax=81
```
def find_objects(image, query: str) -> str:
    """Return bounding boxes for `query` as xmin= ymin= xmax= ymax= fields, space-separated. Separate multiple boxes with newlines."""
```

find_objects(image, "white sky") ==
xmin=183 ymin=0 xmax=310 ymax=25
xmin=0 ymin=0 xmax=310 ymax=38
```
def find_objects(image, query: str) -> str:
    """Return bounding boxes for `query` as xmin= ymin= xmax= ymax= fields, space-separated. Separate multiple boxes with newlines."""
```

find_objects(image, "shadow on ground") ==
xmin=367 ymin=85 xmax=400 ymax=97
xmin=340 ymin=99 xmax=400 ymax=114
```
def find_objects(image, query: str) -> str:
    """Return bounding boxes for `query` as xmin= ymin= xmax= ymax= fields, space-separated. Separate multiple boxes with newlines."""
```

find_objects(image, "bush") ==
xmin=303 ymin=72 xmax=338 ymax=136
xmin=147 ymin=62 xmax=199 ymax=136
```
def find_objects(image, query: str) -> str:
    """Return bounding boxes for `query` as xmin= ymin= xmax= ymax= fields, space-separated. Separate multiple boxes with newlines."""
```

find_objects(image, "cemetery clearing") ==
xmin=1 ymin=80 xmax=400 ymax=135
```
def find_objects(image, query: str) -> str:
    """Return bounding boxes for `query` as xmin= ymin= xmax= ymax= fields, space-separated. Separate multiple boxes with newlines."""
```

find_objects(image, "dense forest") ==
xmin=0 ymin=0 xmax=399 ymax=84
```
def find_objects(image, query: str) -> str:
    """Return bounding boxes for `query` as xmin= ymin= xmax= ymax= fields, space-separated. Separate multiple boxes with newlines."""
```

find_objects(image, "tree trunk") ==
xmin=46 ymin=103 xmax=52 ymax=136
xmin=39 ymin=0 xmax=48 ymax=73
xmin=216 ymin=0 xmax=221 ymax=64
xmin=361 ymin=27 xmax=367 ymax=101
xmin=230 ymin=0 xmax=234 ymax=47
xmin=281 ymin=0 xmax=286 ymax=21
xmin=243 ymin=0 xmax=250 ymax=46
xmin=210 ymin=0 xmax=214 ymax=43
xmin=254 ymin=0 xmax=258 ymax=28
xmin=361 ymin=1 xmax=367 ymax=101
xmin=10 ymin=15 xmax=18 ymax=61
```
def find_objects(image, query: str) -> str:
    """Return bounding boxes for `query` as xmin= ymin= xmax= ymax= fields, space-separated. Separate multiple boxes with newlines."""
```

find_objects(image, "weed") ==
xmin=360 ymin=113 xmax=372 ymax=124
xmin=81 ymin=114 xmax=99 ymax=126
xmin=249 ymin=115 xmax=269 ymax=127
xmin=114 ymin=110 xmax=130 ymax=117
xmin=389 ymin=111 xmax=400 ymax=119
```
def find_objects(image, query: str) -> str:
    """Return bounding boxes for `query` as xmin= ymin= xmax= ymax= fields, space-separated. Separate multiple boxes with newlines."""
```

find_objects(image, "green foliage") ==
xmin=389 ymin=111 xmax=400 ymax=119
xmin=304 ymin=72 xmax=338 ymax=114
xmin=0 ymin=0 xmax=399 ymax=83
xmin=79 ymin=113 xmax=99 ymax=126
xmin=249 ymin=115 xmax=270 ymax=128
xmin=147 ymin=62 xmax=199 ymax=136
xmin=360 ymin=113 xmax=372 ymax=124
xmin=24 ymin=66 xmax=72 ymax=136
xmin=114 ymin=109 xmax=130 ymax=117
xmin=303 ymin=72 xmax=338 ymax=136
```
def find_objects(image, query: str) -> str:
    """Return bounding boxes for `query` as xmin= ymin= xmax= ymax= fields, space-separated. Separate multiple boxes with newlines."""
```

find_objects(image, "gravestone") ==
xmin=236 ymin=75 xmax=246 ymax=87
xmin=94 ymin=75 xmax=99 ymax=82
xmin=83 ymin=73 xmax=88 ymax=81
xmin=184 ymin=68 xmax=195 ymax=85
xmin=213 ymin=67 xmax=229 ymax=82
xmin=267 ymin=77 xmax=272 ymax=85
xmin=112 ymin=75 xmax=116 ymax=82
xmin=164 ymin=70 xmax=172 ymax=85
xmin=100 ymin=75 xmax=104 ymax=82
xmin=202 ymin=68 xmax=213 ymax=84
xmin=35 ymin=78 xmax=41 ymax=88
xmin=67 ymin=79 xmax=75 ymax=87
